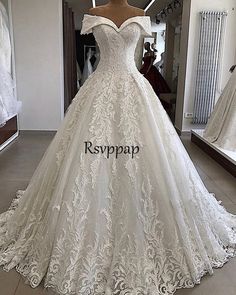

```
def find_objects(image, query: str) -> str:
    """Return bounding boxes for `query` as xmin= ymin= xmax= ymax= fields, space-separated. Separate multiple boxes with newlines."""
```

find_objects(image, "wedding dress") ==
xmin=0 ymin=1 xmax=19 ymax=126
xmin=203 ymin=68 xmax=236 ymax=152
xmin=0 ymin=1 xmax=11 ymax=73
xmin=81 ymin=47 xmax=94 ymax=85
xmin=76 ymin=61 xmax=82 ymax=90
xmin=93 ymin=51 xmax=100 ymax=71
xmin=0 ymin=67 xmax=15 ymax=127
xmin=1 ymin=14 xmax=236 ymax=295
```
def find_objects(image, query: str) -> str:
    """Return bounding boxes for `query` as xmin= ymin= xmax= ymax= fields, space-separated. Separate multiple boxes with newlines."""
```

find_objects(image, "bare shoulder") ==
xmin=129 ymin=6 xmax=145 ymax=16
xmin=88 ymin=6 xmax=107 ymax=16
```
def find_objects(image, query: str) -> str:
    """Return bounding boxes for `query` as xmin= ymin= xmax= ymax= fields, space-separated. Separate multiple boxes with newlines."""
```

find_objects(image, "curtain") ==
xmin=63 ymin=0 xmax=77 ymax=113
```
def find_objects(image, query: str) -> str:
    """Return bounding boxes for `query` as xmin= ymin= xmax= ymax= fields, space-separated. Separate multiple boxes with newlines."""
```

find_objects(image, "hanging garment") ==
xmin=0 ymin=1 xmax=19 ymax=126
xmin=0 ymin=1 xmax=11 ymax=73
xmin=93 ymin=51 xmax=100 ymax=71
xmin=0 ymin=66 xmax=16 ymax=126
xmin=154 ymin=52 xmax=165 ymax=75
xmin=0 ymin=14 xmax=236 ymax=295
xmin=76 ymin=62 xmax=82 ymax=90
xmin=81 ymin=47 xmax=94 ymax=85
xmin=203 ymin=68 xmax=236 ymax=152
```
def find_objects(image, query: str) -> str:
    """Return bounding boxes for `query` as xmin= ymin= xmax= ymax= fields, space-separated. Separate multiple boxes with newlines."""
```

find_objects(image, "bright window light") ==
xmin=92 ymin=0 xmax=96 ymax=8
xmin=144 ymin=0 xmax=156 ymax=12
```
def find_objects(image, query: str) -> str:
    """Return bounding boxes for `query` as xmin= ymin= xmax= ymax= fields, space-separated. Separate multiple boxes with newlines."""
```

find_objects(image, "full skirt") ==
xmin=0 ymin=69 xmax=236 ymax=295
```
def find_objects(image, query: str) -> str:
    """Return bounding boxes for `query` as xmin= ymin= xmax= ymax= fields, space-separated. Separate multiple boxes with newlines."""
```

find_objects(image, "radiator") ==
xmin=193 ymin=11 xmax=227 ymax=124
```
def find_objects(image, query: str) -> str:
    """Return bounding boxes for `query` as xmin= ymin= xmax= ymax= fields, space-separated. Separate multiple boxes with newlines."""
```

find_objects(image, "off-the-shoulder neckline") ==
xmin=83 ymin=13 xmax=150 ymax=31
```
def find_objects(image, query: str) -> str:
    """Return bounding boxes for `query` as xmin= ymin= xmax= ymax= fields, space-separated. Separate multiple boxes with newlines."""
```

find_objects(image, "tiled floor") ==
xmin=0 ymin=131 xmax=235 ymax=295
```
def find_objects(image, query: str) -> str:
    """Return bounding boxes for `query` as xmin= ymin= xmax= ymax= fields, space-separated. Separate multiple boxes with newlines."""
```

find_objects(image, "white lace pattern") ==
xmin=0 ymin=14 xmax=236 ymax=295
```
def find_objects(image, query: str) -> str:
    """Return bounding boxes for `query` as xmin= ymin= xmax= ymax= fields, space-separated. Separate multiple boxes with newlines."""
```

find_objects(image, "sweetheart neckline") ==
xmin=83 ymin=13 xmax=150 ymax=31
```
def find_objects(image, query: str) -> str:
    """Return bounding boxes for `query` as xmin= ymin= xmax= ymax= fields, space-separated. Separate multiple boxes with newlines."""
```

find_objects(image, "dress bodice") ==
xmin=81 ymin=14 xmax=152 ymax=74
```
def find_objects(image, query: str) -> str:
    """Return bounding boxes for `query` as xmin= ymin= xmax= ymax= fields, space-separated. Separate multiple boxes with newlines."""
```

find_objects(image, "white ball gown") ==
xmin=0 ymin=14 xmax=236 ymax=295
xmin=203 ymin=68 xmax=236 ymax=152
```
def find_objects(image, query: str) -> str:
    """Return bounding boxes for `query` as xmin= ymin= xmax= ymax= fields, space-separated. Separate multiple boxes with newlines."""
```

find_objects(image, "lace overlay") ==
xmin=1 ymin=14 xmax=236 ymax=295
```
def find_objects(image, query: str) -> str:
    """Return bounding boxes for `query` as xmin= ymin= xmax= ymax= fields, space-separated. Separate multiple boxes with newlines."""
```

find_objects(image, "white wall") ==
xmin=176 ymin=0 xmax=236 ymax=132
xmin=175 ymin=0 xmax=191 ymax=131
xmin=11 ymin=0 xmax=64 ymax=130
